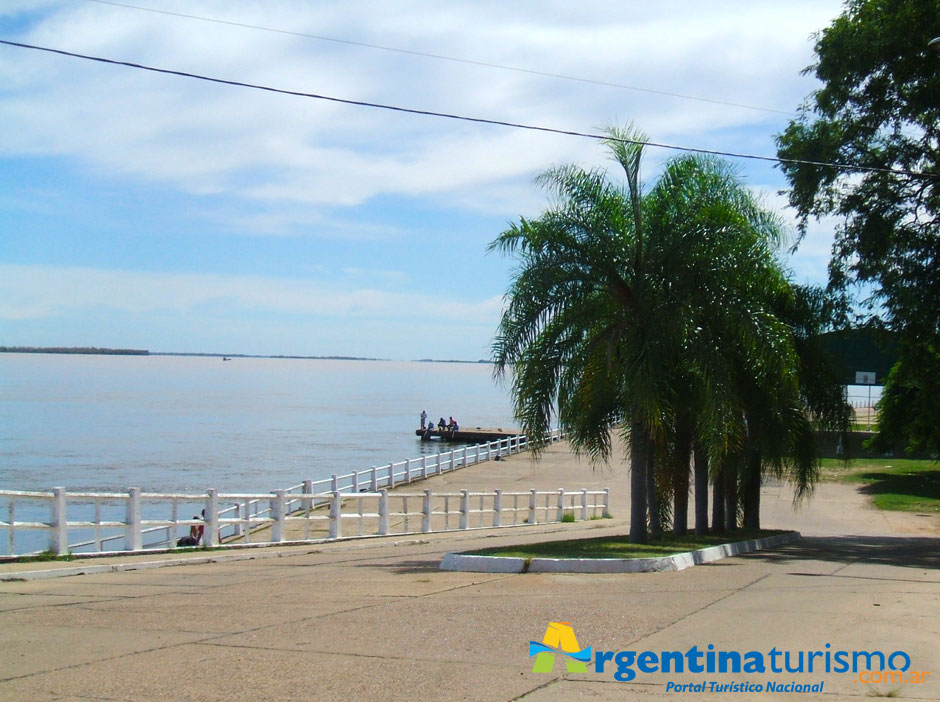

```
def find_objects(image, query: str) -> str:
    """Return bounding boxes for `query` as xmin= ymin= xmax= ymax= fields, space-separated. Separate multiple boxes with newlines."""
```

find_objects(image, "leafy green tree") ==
xmin=775 ymin=0 xmax=940 ymax=345
xmin=491 ymin=125 xmax=812 ymax=541
xmin=870 ymin=343 xmax=940 ymax=456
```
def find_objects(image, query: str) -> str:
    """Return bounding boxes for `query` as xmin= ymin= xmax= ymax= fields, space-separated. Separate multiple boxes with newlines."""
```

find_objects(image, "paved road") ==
xmin=1 ymin=440 xmax=937 ymax=701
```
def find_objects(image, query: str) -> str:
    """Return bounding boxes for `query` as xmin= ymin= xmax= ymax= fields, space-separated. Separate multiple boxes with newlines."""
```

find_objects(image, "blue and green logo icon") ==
xmin=529 ymin=622 xmax=592 ymax=673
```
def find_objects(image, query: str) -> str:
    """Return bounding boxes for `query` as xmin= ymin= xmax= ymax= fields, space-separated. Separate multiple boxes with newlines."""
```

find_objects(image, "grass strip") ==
xmin=818 ymin=458 xmax=939 ymax=512
xmin=465 ymin=528 xmax=785 ymax=560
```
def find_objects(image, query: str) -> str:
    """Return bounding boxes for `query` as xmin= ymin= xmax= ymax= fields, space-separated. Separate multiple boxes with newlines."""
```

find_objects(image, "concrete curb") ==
xmin=439 ymin=531 xmax=801 ymax=573
xmin=0 ymin=550 xmax=295 ymax=581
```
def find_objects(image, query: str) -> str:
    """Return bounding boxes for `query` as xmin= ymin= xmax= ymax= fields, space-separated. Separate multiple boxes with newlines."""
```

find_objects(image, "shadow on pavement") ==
xmin=358 ymin=559 xmax=442 ymax=575
xmin=737 ymin=535 xmax=940 ymax=572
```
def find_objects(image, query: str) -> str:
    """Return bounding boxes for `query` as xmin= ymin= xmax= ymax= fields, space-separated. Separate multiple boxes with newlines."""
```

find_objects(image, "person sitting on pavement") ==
xmin=177 ymin=509 xmax=205 ymax=547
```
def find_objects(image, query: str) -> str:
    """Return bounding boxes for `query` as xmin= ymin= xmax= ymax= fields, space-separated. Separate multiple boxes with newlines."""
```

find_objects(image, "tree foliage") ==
xmin=775 ymin=0 xmax=940 ymax=344
xmin=491 ymin=125 xmax=845 ymax=541
xmin=777 ymin=1 xmax=940 ymax=455
xmin=870 ymin=342 xmax=940 ymax=456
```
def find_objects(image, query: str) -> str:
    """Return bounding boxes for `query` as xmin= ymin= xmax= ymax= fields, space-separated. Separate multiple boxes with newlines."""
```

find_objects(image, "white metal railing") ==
xmin=0 ymin=429 xmax=573 ymax=557
xmin=327 ymin=488 xmax=610 ymax=539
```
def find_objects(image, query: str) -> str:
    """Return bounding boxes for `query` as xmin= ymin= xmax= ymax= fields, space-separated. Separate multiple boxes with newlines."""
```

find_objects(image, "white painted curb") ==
xmin=440 ymin=531 xmax=801 ymax=573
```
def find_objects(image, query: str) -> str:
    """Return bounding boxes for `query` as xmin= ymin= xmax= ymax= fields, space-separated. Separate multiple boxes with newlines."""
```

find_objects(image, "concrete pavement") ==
xmin=1 ymin=438 xmax=937 ymax=701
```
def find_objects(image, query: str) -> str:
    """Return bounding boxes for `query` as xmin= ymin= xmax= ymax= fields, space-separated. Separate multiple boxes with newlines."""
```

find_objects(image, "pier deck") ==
xmin=415 ymin=426 xmax=521 ymax=443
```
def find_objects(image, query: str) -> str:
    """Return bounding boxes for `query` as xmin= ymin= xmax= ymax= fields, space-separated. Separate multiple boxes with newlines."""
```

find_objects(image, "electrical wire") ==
xmin=82 ymin=0 xmax=794 ymax=116
xmin=1 ymin=38 xmax=936 ymax=181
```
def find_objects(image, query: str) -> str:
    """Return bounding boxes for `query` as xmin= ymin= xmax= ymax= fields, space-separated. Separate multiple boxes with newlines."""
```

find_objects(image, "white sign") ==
xmin=855 ymin=371 xmax=876 ymax=385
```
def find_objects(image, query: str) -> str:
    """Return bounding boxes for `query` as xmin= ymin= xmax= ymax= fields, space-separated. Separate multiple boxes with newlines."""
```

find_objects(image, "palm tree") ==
xmin=736 ymin=284 xmax=853 ymax=529
xmin=491 ymin=125 xmax=815 ymax=543
xmin=640 ymin=151 xmax=800 ymax=535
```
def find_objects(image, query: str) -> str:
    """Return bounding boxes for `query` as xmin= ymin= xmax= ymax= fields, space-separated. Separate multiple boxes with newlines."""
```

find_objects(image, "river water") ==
xmin=0 ymin=353 xmax=517 ymax=494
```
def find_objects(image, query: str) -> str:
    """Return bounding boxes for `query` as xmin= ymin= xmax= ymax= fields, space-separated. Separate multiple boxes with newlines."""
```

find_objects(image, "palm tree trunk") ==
xmin=647 ymin=436 xmax=662 ymax=538
xmin=672 ymin=417 xmax=692 ymax=536
xmin=742 ymin=451 xmax=762 ymax=529
xmin=724 ymin=459 xmax=738 ymax=531
xmin=712 ymin=464 xmax=725 ymax=533
xmin=693 ymin=440 xmax=709 ymax=534
xmin=629 ymin=412 xmax=649 ymax=543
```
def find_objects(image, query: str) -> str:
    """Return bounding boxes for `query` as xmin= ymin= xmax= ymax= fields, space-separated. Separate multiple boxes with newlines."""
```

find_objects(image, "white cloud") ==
xmin=0 ymin=263 xmax=504 ymax=324
xmin=0 ymin=0 xmax=844 ymax=216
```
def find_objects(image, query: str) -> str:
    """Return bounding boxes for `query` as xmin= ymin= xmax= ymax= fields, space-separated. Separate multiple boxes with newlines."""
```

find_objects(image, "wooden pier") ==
xmin=416 ymin=426 xmax=521 ymax=443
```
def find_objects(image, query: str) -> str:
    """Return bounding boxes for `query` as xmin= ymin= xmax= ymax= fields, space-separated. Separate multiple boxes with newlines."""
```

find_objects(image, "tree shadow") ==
xmin=855 ymin=469 xmax=940 ymax=503
xmin=737 ymin=535 xmax=940 ymax=572
xmin=355 ymin=559 xmax=444 ymax=575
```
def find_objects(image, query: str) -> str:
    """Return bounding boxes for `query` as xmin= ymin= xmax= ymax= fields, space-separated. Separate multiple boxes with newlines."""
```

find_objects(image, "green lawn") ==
xmin=819 ymin=457 xmax=940 ymax=512
xmin=465 ymin=529 xmax=785 ymax=560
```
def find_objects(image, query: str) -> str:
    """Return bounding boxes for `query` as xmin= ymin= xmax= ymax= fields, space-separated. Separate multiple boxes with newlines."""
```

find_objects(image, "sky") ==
xmin=0 ymin=0 xmax=848 ymax=360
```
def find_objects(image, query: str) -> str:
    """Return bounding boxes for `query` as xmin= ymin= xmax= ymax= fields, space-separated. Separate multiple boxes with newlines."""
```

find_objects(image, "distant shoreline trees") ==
xmin=0 ymin=346 xmax=149 ymax=355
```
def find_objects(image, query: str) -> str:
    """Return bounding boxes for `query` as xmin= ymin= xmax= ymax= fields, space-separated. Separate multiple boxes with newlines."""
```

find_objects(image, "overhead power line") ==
xmin=82 ymin=0 xmax=794 ymax=116
xmin=1 ymin=39 xmax=936 ymax=181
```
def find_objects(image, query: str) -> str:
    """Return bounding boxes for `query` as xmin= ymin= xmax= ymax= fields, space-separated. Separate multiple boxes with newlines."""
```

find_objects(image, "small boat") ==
xmin=222 ymin=357 xmax=231 ymax=361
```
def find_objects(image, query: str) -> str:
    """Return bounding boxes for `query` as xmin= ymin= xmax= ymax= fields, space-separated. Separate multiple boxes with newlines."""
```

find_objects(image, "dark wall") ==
xmin=814 ymin=430 xmax=934 ymax=460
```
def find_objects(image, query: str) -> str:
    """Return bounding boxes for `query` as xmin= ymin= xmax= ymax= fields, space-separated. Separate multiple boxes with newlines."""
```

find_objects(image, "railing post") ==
xmin=557 ymin=488 xmax=565 ymax=522
xmin=205 ymin=488 xmax=218 ymax=547
xmin=487 ymin=441 xmax=493 ymax=461
xmin=405 ymin=458 xmax=412 ymax=484
xmin=51 ymin=487 xmax=68 ymax=555
xmin=379 ymin=489 xmax=389 ymax=535
xmin=164 ymin=500 xmax=175 ymax=547
xmin=271 ymin=489 xmax=286 ymax=542
xmin=421 ymin=455 xmax=428 ymax=480
xmin=581 ymin=488 xmax=589 ymax=521
xmin=388 ymin=463 xmax=395 ymax=488
xmin=493 ymin=489 xmax=502 ymax=527
xmin=462 ymin=446 xmax=468 ymax=468
xmin=603 ymin=488 xmax=611 ymax=518
xmin=331 ymin=474 xmax=338 ymax=494
xmin=528 ymin=489 xmax=537 ymax=524
xmin=370 ymin=466 xmax=377 ymax=491
xmin=303 ymin=479 xmax=313 ymax=512
xmin=243 ymin=500 xmax=252 ymax=543
xmin=124 ymin=487 xmax=143 ymax=551
xmin=422 ymin=490 xmax=431 ymax=533
xmin=233 ymin=502 xmax=243 ymax=538
xmin=8 ymin=501 xmax=14 ymax=555
xmin=352 ymin=471 xmax=359 ymax=494
xmin=460 ymin=489 xmax=469 ymax=530
xmin=329 ymin=491 xmax=341 ymax=539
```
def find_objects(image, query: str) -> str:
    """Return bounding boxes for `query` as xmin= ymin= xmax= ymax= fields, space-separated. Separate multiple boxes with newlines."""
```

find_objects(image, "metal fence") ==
xmin=0 ymin=429 xmax=592 ymax=557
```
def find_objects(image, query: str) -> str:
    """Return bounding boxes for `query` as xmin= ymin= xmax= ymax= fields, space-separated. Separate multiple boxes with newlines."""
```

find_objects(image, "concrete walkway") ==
xmin=1 ymin=439 xmax=937 ymax=701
